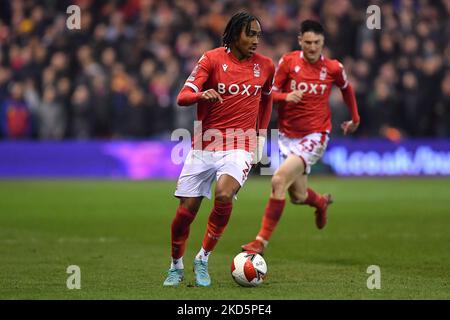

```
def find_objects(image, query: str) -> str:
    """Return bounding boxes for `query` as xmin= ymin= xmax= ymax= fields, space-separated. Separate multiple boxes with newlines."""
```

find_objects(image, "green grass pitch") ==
xmin=1 ymin=177 xmax=449 ymax=299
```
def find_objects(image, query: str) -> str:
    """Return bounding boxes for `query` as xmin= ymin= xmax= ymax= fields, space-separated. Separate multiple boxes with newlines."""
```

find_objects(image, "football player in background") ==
xmin=163 ymin=12 xmax=275 ymax=287
xmin=242 ymin=20 xmax=360 ymax=255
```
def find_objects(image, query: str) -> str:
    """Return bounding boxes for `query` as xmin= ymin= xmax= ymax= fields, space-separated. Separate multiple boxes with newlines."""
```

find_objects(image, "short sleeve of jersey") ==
xmin=332 ymin=61 xmax=349 ymax=89
xmin=272 ymin=54 xmax=290 ymax=92
xmin=262 ymin=61 xmax=276 ymax=95
xmin=185 ymin=53 xmax=212 ymax=93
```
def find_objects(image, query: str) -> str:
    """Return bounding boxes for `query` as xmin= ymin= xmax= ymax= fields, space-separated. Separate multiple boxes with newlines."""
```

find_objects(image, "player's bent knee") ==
xmin=179 ymin=197 xmax=202 ymax=213
xmin=271 ymin=173 xmax=287 ymax=191
xmin=214 ymin=191 xmax=234 ymax=203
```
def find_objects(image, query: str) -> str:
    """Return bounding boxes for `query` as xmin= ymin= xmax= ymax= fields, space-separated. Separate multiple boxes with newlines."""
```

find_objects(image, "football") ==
xmin=230 ymin=251 xmax=267 ymax=287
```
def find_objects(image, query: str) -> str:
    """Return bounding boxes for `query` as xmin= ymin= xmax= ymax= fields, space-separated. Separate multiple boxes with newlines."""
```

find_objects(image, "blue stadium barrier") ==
xmin=0 ymin=139 xmax=449 ymax=179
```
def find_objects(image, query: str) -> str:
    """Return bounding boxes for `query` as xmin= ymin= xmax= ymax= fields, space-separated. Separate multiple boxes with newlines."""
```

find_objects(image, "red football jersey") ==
xmin=184 ymin=47 xmax=275 ymax=151
xmin=273 ymin=50 xmax=349 ymax=138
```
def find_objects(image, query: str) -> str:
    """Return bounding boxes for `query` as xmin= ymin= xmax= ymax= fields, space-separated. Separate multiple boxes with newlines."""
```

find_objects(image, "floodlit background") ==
xmin=1 ymin=0 xmax=449 ymax=177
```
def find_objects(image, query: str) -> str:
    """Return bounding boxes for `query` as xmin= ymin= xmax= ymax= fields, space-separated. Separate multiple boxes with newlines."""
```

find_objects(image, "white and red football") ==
xmin=230 ymin=251 xmax=267 ymax=287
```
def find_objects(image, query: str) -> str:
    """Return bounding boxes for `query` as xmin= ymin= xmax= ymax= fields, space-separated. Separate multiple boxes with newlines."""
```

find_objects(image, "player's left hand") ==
xmin=341 ymin=120 xmax=359 ymax=135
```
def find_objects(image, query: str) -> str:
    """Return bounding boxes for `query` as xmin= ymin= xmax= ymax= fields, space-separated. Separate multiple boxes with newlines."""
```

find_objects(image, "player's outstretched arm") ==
xmin=176 ymin=86 xmax=203 ymax=106
xmin=272 ymin=90 xmax=303 ymax=103
xmin=272 ymin=91 xmax=287 ymax=102
xmin=340 ymin=83 xmax=360 ymax=135
xmin=176 ymin=87 xmax=223 ymax=106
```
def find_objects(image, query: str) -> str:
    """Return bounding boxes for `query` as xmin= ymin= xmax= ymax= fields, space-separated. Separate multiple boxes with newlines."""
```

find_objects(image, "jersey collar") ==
xmin=226 ymin=47 xmax=254 ymax=64
xmin=300 ymin=51 xmax=324 ymax=63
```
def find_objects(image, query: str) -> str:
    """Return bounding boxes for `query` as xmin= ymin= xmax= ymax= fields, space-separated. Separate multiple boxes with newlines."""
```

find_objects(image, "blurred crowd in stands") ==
xmin=0 ymin=0 xmax=449 ymax=141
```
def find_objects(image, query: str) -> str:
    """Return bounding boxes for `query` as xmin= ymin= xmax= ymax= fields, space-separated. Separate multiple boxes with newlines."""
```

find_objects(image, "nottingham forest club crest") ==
xmin=253 ymin=64 xmax=260 ymax=77
xmin=320 ymin=67 xmax=327 ymax=80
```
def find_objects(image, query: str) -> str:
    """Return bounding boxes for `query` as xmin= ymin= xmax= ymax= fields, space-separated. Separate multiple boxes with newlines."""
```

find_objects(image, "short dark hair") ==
xmin=300 ymin=20 xmax=324 ymax=35
xmin=222 ymin=12 xmax=261 ymax=49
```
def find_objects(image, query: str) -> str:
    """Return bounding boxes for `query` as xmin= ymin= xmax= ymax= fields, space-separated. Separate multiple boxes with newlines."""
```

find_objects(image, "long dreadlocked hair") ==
xmin=222 ymin=12 xmax=261 ymax=49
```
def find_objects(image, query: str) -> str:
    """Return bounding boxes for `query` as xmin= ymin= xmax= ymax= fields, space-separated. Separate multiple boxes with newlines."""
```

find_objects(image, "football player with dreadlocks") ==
xmin=163 ymin=12 xmax=275 ymax=287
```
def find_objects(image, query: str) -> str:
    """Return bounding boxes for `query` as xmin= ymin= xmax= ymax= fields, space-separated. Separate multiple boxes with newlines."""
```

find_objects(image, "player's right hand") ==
xmin=285 ymin=90 xmax=303 ymax=103
xmin=200 ymin=89 xmax=223 ymax=103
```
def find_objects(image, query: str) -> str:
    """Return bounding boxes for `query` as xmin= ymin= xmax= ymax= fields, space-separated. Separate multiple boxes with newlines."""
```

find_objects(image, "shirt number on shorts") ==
xmin=299 ymin=138 xmax=319 ymax=152
xmin=242 ymin=161 xmax=251 ymax=182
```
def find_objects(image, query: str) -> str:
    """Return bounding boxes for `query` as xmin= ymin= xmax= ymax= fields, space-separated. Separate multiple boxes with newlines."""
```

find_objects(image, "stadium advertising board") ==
xmin=0 ymin=139 xmax=449 ymax=178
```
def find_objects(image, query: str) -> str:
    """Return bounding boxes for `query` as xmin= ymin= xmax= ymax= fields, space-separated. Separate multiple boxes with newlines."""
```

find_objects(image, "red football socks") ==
xmin=202 ymin=200 xmax=233 ymax=252
xmin=304 ymin=188 xmax=324 ymax=209
xmin=171 ymin=205 xmax=197 ymax=259
xmin=257 ymin=198 xmax=286 ymax=241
